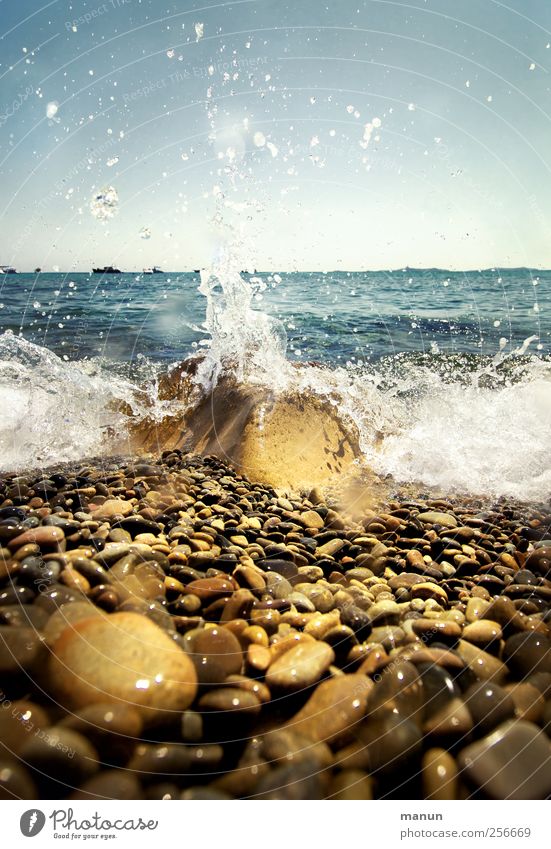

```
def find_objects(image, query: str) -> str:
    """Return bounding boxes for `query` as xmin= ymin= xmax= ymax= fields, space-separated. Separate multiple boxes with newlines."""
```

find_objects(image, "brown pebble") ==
xmin=459 ymin=720 xmax=551 ymax=799
xmin=48 ymin=612 xmax=197 ymax=724
xmin=266 ymin=640 xmax=334 ymax=691
xmin=329 ymin=769 xmax=373 ymax=800
xmin=422 ymin=748 xmax=458 ymax=800
xmin=286 ymin=674 xmax=373 ymax=746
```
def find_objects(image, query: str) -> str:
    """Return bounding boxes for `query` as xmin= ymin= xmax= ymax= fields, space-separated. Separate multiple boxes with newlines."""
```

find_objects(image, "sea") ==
xmin=0 ymin=266 xmax=550 ymax=501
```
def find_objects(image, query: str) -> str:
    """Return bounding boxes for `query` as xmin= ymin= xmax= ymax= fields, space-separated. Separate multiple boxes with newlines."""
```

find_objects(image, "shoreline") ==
xmin=1 ymin=449 xmax=550 ymax=800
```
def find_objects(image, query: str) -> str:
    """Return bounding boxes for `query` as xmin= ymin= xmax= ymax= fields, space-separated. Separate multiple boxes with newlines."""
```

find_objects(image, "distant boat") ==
xmin=143 ymin=266 xmax=163 ymax=275
xmin=34 ymin=267 xmax=41 ymax=273
xmin=194 ymin=269 xmax=201 ymax=274
xmin=92 ymin=266 xmax=122 ymax=274
xmin=0 ymin=265 xmax=17 ymax=274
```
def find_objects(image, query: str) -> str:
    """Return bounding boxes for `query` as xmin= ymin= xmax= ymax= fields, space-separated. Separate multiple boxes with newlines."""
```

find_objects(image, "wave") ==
xmin=1 ymin=262 xmax=550 ymax=502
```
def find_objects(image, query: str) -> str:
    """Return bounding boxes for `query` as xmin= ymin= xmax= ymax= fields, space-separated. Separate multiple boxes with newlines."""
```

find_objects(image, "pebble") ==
xmin=0 ymin=626 xmax=45 ymax=679
xmin=456 ymin=640 xmax=508 ymax=683
xmin=0 ymin=760 xmax=37 ymax=799
xmin=70 ymin=771 xmax=143 ymax=800
xmin=288 ymin=674 xmax=373 ymax=745
xmin=459 ymin=720 xmax=551 ymax=799
xmin=502 ymin=632 xmax=551 ymax=677
xmin=463 ymin=681 xmax=516 ymax=736
xmin=462 ymin=619 xmax=502 ymax=647
xmin=329 ymin=769 xmax=373 ymax=800
xmin=19 ymin=727 xmax=100 ymax=789
xmin=422 ymin=748 xmax=458 ymax=800
xmin=48 ymin=612 xmax=197 ymax=724
xmin=7 ymin=526 xmax=64 ymax=551
xmin=417 ymin=511 xmax=458 ymax=528
xmin=187 ymin=625 xmax=243 ymax=684
xmin=266 ymin=640 xmax=334 ymax=691
xmin=1 ymin=452 xmax=551 ymax=801
xmin=92 ymin=500 xmax=134 ymax=520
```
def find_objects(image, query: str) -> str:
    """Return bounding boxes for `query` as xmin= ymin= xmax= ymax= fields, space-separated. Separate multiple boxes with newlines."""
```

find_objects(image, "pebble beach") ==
xmin=1 ymin=450 xmax=550 ymax=801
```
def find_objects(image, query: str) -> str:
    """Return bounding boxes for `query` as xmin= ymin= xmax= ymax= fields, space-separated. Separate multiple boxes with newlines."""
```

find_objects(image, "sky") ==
xmin=0 ymin=0 xmax=550 ymax=271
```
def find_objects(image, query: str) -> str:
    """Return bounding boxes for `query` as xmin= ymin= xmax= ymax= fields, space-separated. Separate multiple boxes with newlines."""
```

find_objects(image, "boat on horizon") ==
xmin=92 ymin=266 xmax=122 ymax=274
xmin=143 ymin=266 xmax=163 ymax=274
xmin=0 ymin=265 xmax=17 ymax=274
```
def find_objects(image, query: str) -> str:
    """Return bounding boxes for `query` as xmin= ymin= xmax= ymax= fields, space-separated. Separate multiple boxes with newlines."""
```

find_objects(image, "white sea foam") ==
xmin=193 ymin=264 xmax=551 ymax=502
xmin=0 ymin=332 xmax=160 ymax=470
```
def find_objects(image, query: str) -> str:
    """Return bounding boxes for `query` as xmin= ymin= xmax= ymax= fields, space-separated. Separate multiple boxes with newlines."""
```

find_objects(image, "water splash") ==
xmin=196 ymin=260 xmax=288 ymax=388
xmin=0 ymin=331 xmax=162 ymax=470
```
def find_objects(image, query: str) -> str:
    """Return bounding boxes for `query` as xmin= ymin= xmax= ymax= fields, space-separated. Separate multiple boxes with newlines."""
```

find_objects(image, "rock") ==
xmin=463 ymin=681 xmax=515 ymax=736
xmin=462 ymin=619 xmax=502 ymax=647
xmin=19 ymin=727 xmax=100 ymax=789
xmin=417 ymin=511 xmax=458 ymax=528
xmin=459 ymin=720 xmax=551 ymax=799
xmin=417 ymin=662 xmax=459 ymax=719
xmin=43 ymin=601 xmax=107 ymax=647
xmin=525 ymin=546 xmax=551 ymax=578
xmin=328 ymin=769 xmax=373 ymax=800
xmin=0 ymin=760 xmax=37 ymax=799
xmin=422 ymin=748 xmax=458 ymax=800
xmin=368 ymin=661 xmax=423 ymax=723
xmin=423 ymin=697 xmax=473 ymax=737
xmin=183 ymin=578 xmax=233 ymax=601
xmin=298 ymin=510 xmax=324 ymax=529
xmin=187 ymin=626 xmax=243 ymax=685
xmin=360 ymin=713 xmax=422 ymax=775
xmin=411 ymin=582 xmax=448 ymax=604
xmin=502 ymin=632 xmax=551 ymax=678
xmin=286 ymin=674 xmax=373 ymax=745
xmin=48 ymin=612 xmax=197 ymax=724
xmin=254 ymin=755 xmax=330 ymax=799
xmin=0 ymin=626 xmax=45 ymax=678
xmin=465 ymin=598 xmax=491 ymax=623
xmin=70 ymin=771 xmax=143 ymax=800
xmin=113 ymin=517 xmax=163 ymax=538
xmin=59 ymin=703 xmax=143 ymax=761
xmin=266 ymin=640 xmax=334 ymax=691
xmin=411 ymin=619 xmax=461 ymax=641
xmin=198 ymin=687 xmax=261 ymax=717
xmin=92 ymin=500 xmax=134 ymax=520
xmin=504 ymin=682 xmax=545 ymax=722
xmin=0 ymin=700 xmax=50 ymax=756
xmin=7 ymin=526 xmax=64 ymax=551
xmin=316 ymin=538 xmax=345 ymax=558
xmin=456 ymin=640 xmax=508 ymax=683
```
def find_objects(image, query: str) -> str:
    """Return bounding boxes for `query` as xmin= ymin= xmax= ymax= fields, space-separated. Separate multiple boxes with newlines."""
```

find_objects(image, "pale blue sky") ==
xmin=0 ymin=0 xmax=550 ymax=270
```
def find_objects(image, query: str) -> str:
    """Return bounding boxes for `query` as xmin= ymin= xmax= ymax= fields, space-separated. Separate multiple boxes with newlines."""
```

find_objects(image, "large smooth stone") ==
xmin=459 ymin=720 xmax=551 ymax=799
xmin=422 ymin=748 xmax=458 ymax=800
xmin=286 ymin=674 xmax=373 ymax=745
xmin=92 ymin=500 xmax=134 ymax=520
xmin=463 ymin=681 xmax=515 ymax=736
xmin=417 ymin=511 xmax=458 ymax=528
xmin=456 ymin=640 xmax=508 ymax=682
xmin=0 ymin=760 xmax=37 ymax=799
xmin=48 ymin=612 xmax=197 ymax=724
xmin=502 ymin=632 xmax=551 ymax=678
xmin=266 ymin=640 xmax=334 ymax=691
xmin=187 ymin=626 xmax=243 ymax=684
xmin=19 ymin=727 xmax=100 ymax=789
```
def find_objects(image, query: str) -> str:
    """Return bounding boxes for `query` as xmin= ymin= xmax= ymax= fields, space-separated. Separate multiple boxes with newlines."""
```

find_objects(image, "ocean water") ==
xmin=0 ymin=266 xmax=550 ymax=501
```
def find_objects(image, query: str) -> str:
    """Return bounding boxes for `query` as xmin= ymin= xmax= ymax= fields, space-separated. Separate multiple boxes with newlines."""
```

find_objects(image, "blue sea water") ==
xmin=0 ymin=267 xmax=550 ymax=500
xmin=0 ymin=268 xmax=548 ymax=365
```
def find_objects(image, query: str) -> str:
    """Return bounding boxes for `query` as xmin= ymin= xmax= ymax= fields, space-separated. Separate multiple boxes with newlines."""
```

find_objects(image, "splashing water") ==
xmin=192 ymin=264 xmax=551 ymax=501
xmin=90 ymin=186 xmax=119 ymax=221
xmin=196 ymin=260 xmax=288 ymax=388
xmin=0 ymin=331 xmax=163 ymax=469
